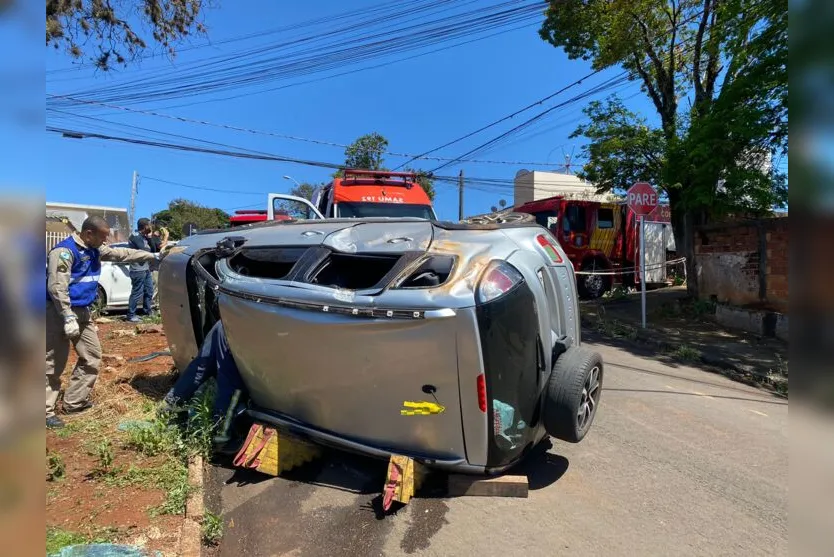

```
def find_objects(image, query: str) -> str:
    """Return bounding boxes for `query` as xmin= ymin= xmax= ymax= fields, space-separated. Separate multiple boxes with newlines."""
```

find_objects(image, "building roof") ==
xmin=46 ymin=201 xmax=127 ymax=212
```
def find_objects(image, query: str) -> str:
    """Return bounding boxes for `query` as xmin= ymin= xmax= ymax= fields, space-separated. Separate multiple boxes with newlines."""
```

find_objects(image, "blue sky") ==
xmin=37 ymin=0 xmax=656 ymax=224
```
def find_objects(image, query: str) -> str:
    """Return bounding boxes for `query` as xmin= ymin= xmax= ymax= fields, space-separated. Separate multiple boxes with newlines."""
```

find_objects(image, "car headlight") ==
xmin=477 ymin=260 xmax=523 ymax=304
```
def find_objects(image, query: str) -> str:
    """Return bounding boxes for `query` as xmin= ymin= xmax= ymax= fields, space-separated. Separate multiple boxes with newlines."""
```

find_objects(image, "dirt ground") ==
xmin=46 ymin=319 xmax=183 ymax=555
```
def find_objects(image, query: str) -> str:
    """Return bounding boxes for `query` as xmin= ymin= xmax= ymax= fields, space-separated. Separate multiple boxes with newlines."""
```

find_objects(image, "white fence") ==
xmin=46 ymin=231 xmax=70 ymax=253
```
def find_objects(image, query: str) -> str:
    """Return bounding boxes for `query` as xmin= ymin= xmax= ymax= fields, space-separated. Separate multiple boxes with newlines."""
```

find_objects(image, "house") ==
xmin=45 ymin=202 xmax=130 ymax=253
xmin=513 ymin=170 xmax=620 ymax=205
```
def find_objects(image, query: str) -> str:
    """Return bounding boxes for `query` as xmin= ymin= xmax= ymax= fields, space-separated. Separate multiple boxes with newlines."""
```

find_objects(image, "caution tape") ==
xmin=573 ymin=257 xmax=687 ymax=276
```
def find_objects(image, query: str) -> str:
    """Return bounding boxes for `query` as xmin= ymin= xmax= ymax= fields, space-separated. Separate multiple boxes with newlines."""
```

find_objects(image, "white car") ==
xmin=94 ymin=241 xmax=177 ymax=314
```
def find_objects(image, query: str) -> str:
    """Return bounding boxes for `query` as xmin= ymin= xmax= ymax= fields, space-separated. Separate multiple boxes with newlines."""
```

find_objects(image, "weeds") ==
xmin=46 ymin=527 xmax=118 ymax=555
xmin=672 ymin=344 xmax=701 ymax=361
xmin=595 ymin=318 xmax=638 ymax=341
xmin=47 ymin=451 xmax=65 ymax=482
xmin=141 ymin=313 xmax=163 ymax=325
xmin=89 ymin=439 xmax=121 ymax=479
xmin=46 ymin=529 xmax=88 ymax=555
xmin=202 ymin=511 xmax=224 ymax=546
xmin=125 ymin=418 xmax=185 ymax=457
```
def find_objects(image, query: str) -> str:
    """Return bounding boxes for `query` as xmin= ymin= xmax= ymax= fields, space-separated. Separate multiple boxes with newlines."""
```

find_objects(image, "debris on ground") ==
xmin=111 ymin=330 xmax=137 ymax=339
xmin=102 ymin=353 xmax=126 ymax=366
xmin=48 ymin=544 xmax=161 ymax=557
xmin=136 ymin=325 xmax=165 ymax=335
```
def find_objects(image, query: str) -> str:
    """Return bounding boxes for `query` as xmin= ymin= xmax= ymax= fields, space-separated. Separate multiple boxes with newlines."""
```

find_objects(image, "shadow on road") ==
xmin=509 ymin=439 xmax=570 ymax=490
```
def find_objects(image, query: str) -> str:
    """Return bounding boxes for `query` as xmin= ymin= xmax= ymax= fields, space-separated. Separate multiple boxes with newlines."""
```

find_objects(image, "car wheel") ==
xmin=463 ymin=211 xmax=534 ymax=225
xmin=542 ymin=346 xmax=603 ymax=443
xmin=91 ymin=286 xmax=107 ymax=319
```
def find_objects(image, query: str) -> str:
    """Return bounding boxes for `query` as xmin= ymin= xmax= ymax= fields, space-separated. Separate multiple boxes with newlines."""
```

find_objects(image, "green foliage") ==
xmin=540 ymin=0 xmax=788 ymax=295
xmin=202 ymin=511 xmax=224 ymax=546
xmin=344 ymin=132 xmax=388 ymax=170
xmin=153 ymin=198 xmax=230 ymax=240
xmin=571 ymin=97 xmax=666 ymax=195
xmin=47 ymin=451 xmax=65 ymax=482
xmin=335 ymin=133 xmax=436 ymax=201
xmin=288 ymin=183 xmax=318 ymax=201
xmin=93 ymin=439 xmax=116 ymax=476
xmin=46 ymin=529 xmax=89 ymax=555
xmin=672 ymin=344 xmax=701 ymax=361
xmin=46 ymin=0 xmax=209 ymax=71
xmin=125 ymin=418 xmax=184 ymax=457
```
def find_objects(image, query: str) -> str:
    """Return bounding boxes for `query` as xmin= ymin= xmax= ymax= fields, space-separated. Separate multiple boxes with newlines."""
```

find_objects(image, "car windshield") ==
xmin=337 ymin=202 xmax=435 ymax=220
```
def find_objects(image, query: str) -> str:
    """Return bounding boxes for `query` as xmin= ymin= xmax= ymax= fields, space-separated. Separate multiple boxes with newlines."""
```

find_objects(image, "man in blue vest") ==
xmin=46 ymin=215 xmax=162 ymax=429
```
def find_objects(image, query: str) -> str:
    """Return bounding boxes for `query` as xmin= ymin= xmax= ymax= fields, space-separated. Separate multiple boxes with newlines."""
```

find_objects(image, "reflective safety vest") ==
xmin=47 ymin=236 xmax=102 ymax=308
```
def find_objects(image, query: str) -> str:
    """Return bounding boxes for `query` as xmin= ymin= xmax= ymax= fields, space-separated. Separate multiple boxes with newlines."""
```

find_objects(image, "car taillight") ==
xmin=476 ymin=374 xmax=487 ymax=413
xmin=477 ymin=260 xmax=523 ymax=304
xmin=536 ymin=234 xmax=563 ymax=263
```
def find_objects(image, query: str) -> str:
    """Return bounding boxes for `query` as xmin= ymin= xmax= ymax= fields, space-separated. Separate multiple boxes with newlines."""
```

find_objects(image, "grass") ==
xmin=46 ymin=527 xmax=119 ymax=555
xmin=595 ymin=317 xmax=639 ymax=341
xmin=671 ymin=344 xmax=701 ymax=362
xmin=141 ymin=312 xmax=163 ymax=325
xmin=202 ymin=511 xmax=224 ymax=546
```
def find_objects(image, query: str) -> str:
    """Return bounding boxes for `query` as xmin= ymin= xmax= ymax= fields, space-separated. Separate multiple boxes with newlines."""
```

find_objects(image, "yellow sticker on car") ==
xmin=400 ymin=401 xmax=445 ymax=416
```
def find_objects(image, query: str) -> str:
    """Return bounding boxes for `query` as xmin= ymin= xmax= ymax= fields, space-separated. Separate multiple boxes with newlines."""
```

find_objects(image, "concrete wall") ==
xmin=512 ymin=170 xmax=617 ymax=205
xmin=695 ymin=217 xmax=788 ymax=313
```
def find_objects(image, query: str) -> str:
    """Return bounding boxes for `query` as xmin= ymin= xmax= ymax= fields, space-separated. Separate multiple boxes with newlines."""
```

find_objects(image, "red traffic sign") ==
xmin=627 ymin=182 xmax=659 ymax=216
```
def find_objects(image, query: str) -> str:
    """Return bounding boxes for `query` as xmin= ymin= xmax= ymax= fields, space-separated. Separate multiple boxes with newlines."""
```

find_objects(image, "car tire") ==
xmin=577 ymin=259 xmax=611 ymax=300
xmin=542 ymin=346 xmax=603 ymax=443
xmin=91 ymin=286 xmax=107 ymax=318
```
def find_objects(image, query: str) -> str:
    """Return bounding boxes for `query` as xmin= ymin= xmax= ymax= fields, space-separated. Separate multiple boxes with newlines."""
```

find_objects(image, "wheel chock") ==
xmin=383 ymin=454 xmax=426 ymax=511
xmin=233 ymin=423 xmax=322 ymax=477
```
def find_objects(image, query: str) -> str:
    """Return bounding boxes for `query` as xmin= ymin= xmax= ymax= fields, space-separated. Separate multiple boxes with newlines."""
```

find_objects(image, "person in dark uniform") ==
xmin=161 ymin=319 xmax=247 ymax=450
xmin=125 ymin=218 xmax=155 ymax=323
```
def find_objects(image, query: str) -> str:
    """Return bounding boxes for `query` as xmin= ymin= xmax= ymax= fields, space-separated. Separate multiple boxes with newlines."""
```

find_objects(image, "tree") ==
xmin=540 ymin=0 xmax=787 ymax=296
xmin=344 ymin=133 xmax=388 ymax=170
xmin=288 ymin=182 xmax=317 ymax=201
xmin=337 ymin=133 xmax=436 ymax=201
xmin=152 ymin=198 xmax=229 ymax=239
xmin=46 ymin=0 xmax=209 ymax=71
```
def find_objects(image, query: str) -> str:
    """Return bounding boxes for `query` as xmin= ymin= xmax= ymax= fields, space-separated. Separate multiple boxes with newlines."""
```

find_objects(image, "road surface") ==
xmin=205 ymin=336 xmax=788 ymax=557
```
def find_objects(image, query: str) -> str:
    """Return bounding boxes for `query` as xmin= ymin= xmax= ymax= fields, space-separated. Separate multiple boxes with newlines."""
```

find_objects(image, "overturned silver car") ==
xmin=159 ymin=213 xmax=603 ymax=475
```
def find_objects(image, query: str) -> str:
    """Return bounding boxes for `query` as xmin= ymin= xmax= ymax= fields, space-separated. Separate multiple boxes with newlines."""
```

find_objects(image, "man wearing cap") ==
xmin=45 ymin=215 xmax=163 ymax=429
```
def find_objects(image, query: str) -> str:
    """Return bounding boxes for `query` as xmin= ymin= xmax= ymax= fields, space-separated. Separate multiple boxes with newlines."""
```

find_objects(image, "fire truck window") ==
xmin=534 ymin=211 xmax=557 ymax=229
xmin=597 ymin=208 xmax=614 ymax=229
xmin=563 ymin=206 xmax=586 ymax=233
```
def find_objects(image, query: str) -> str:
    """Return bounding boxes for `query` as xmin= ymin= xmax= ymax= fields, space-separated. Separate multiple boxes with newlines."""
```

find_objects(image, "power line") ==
xmin=48 ymin=93 xmax=575 ymax=167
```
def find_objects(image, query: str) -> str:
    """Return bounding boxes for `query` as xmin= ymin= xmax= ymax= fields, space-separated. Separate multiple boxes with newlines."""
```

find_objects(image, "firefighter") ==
xmin=46 ymin=215 xmax=162 ymax=429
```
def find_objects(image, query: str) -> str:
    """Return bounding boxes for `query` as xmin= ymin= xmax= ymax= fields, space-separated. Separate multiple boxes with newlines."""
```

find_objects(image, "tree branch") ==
xmin=631 ymin=13 xmax=668 ymax=86
xmin=692 ymin=0 xmax=712 ymax=106
xmin=631 ymin=51 xmax=666 ymax=119
xmin=704 ymin=6 xmax=721 ymax=100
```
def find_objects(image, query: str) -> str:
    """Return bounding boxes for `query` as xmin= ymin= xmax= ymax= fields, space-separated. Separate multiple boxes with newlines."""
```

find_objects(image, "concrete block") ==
xmin=716 ymin=305 xmax=765 ymax=335
xmin=447 ymin=474 xmax=529 ymax=498
xmin=775 ymin=313 xmax=789 ymax=342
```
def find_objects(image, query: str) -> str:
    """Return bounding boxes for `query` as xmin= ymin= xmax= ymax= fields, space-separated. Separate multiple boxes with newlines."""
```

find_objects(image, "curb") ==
xmin=178 ymin=455 xmax=204 ymax=557
xmin=580 ymin=314 xmax=788 ymax=396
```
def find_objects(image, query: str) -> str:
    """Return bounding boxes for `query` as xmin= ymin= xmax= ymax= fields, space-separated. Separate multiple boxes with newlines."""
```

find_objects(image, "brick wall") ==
xmin=695 ymin=217 xmax=788 ymax=313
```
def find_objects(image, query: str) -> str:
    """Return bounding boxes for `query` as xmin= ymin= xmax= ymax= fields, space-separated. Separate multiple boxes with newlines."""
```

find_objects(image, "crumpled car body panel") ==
xmin=158 ymin=218 xmax=581 ymax=474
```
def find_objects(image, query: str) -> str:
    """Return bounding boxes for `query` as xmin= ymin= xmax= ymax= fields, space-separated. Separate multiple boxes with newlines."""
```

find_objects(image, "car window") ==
xmin=273 ymin=198 xmax=318 ymax=220
xmin=533 ymin=210 xmax=558 ymax=230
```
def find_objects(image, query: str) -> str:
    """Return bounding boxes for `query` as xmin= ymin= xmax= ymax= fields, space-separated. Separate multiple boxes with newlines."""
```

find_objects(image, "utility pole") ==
xmin=458 ymin=169 xmax=464 ymax=220
xmin=129 ymin=170 xmax=138 ymax=231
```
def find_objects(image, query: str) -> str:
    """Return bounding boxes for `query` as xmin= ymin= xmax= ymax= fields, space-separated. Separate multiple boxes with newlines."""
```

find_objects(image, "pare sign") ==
xmin=626 ymin=182 xmax=659 ymax=216
xmin=361 ymin=196 xmax=405 ymax=204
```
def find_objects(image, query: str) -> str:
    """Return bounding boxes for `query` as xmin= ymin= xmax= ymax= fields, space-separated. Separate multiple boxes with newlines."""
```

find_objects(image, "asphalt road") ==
xmin=205 ymin=337 xmax=788 ymax=557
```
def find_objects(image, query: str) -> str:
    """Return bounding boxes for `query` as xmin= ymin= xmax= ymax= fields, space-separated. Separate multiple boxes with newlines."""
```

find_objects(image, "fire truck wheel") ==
xmin=578 ymin=260 xmax=611 ymax=299
xmin=543 ymin=346 xmax=604 ymax=443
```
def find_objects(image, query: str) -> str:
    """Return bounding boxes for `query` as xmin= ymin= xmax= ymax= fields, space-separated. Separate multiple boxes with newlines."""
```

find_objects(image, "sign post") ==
xmin=626 ymin=182 xmax=659 ymax=328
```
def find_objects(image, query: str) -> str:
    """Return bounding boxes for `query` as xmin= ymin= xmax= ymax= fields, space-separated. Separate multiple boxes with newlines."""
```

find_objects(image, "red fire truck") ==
xmin=229 ymin=169 xmax=436 ymax=227
xmin=513 ymin=195 xmax=676 ymax=299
